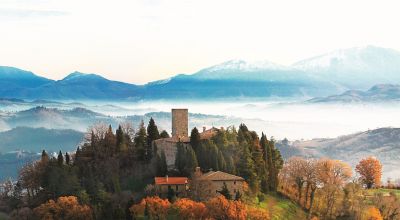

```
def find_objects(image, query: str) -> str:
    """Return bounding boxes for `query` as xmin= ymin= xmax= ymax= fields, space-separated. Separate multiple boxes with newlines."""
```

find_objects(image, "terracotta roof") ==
xmin=155 ymin=177 xmax=188 ymax=185
xmin=199 ymin=171 xmax=245 ymax=181
xmin=200 ymin=127 xmax=219 ymax=139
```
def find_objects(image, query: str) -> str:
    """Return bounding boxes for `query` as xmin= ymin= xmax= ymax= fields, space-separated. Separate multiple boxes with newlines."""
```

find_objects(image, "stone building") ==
xmin=154 ymin=176 xmax=188 ymax=196
xmin=154 ymin=109 xmax=220 ymax=166
xmin=191 ymin=167 xmax=245 ymax=200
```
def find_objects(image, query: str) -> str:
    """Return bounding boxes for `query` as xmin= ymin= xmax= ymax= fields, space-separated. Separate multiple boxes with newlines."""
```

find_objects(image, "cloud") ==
xmin=0 ymin=8 xmax=68 ymax=20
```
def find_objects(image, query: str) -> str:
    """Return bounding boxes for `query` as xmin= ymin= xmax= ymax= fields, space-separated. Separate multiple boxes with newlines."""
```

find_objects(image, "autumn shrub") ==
xmin=34 ymin=196 xmax=93 ymax=220
xmin=206 ymin=195 xmax=247 ymax=220
xmin=362 ymin=206 xmax=383 ymax=220
xmin=246 ymin=206 xmax=270 ymax=220
xmin=129 ymin=196 xmax=170 ymax=220
xmin=172 ymin=198 xmax=208 ymax=219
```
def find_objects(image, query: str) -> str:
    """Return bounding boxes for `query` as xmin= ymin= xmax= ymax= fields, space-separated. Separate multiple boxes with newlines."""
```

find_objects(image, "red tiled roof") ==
xmin=155 ymin=177 xmax=188 ymax=185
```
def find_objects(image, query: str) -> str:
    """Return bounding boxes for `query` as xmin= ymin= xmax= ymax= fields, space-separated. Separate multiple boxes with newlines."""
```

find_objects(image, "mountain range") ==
xmin=2 ymin=45 xmax=400 ymax=100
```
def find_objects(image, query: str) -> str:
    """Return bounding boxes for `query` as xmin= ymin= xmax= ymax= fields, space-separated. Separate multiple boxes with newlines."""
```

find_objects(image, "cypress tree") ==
xmin=65 ymin=152 xmax=70 ymax=165
xmin=116 ymin=125 xmax=127 ymax=152
xmin=218 ymin=182 xmax=232 ymax=200
xmin=57 ymin=150 xmax=64 ymax=166
xmin=217 ymin=151 xmax=227 ymax=172
xmin=134 ymin=121 xmax=148 ymax=161
xmin=190 ymin=127 xmax=201 ymax=152
xmin=237 ymin=146 xmax=257 ymax=191
xmin=184 ymin=146 xmax=198 ymax=176
xmin=147 ymin=117 xmax=160 ymax=147
xmin=41 ymin=150 xmax=49 ymax=163
xmin=156 ymin=149 xmax=168 ymax=176
xmin=175 ymin=141 xmax=186 ymax=174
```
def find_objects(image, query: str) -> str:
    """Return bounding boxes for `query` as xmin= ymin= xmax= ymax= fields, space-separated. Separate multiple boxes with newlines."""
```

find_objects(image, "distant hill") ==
xmin=307 ymin=84 xmax=400 ymax=103
xmin=1 ymin=46 xmax=400 ymax=100
xmin=0 ymin=127 xmax=84 ymax=153
xmin=0 ymin=151 xmax=40 ymax=181
xmin=290 ymin=127 xmax=400 ymax=179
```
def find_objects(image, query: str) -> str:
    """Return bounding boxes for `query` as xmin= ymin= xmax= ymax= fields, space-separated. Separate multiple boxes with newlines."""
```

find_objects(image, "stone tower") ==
xmin=172 ymin=109 xmax=188 ymax=138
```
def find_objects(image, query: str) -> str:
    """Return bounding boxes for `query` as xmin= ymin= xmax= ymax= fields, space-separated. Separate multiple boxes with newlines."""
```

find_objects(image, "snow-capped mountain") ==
xmin=2 ymin=45 xmax=400 ymax=100
xmin=292 ymin=46 xmax=400 ymax=89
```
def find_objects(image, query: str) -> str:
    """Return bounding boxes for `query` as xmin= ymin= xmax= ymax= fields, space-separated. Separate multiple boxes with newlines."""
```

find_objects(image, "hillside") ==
xmin=0 ymin=151 xmax=39 ymax=181
xmin=0 ymin=127 xmax=84 ymax=153
xmin=291 ymin=127 xmax=400 ymax=179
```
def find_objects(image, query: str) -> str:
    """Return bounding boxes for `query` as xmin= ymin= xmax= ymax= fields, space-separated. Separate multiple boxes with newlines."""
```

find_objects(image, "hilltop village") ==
xmin=153 ymin=109 xmax=246 ymax=200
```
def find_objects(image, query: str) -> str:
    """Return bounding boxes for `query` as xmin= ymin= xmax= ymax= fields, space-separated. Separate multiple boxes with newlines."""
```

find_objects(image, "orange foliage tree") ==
xmin=363 ymin=206 xmax=383 ymax=220
xmin=206 ymin=195 xmax=247 ymax=220
xmin=34 ymin=196 xmax=93 ymax=220
xmin=172 ymin=198 xmax=208 ymax=219
xmin=129 ymin=196 xmax=170 ymax=219
xmin=246 ymin=206 xmax=270 ymax=220
xmin=356 ymin=157 xmax=382 ymax=189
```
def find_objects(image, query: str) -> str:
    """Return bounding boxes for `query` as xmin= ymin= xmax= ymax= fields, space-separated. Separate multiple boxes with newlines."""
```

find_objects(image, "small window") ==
xmin=234 ymin=181 xmax=236 ymax=185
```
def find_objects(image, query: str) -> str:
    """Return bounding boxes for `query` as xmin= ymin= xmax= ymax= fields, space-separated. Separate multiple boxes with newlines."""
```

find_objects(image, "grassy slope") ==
xmin=252 ymin=194 xmax=307 ymax=220
xmin=365 ymin=188 xmax=400 ymax=197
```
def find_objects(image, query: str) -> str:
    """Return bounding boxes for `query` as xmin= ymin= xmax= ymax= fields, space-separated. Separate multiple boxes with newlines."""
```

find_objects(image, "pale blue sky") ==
xmin=0 ymin=0 xmax=399 ymax=84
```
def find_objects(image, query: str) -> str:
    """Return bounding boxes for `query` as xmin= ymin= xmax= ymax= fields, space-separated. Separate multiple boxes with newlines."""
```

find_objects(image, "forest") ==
xmin=0 ymin=118 xmax=399 ymax=219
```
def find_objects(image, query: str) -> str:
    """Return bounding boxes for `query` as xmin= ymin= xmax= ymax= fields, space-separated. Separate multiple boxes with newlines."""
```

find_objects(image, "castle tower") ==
xmin=172 ymin=109 xmax=188 ymax=138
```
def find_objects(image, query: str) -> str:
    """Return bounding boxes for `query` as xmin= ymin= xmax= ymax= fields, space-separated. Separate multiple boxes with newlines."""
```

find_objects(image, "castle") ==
xmin=154 ymin=109 xmax=219 ymax=166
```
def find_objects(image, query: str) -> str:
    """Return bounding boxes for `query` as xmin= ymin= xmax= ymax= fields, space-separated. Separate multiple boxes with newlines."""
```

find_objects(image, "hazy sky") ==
xmin=1 ymin=0 xmax=399 ymax=84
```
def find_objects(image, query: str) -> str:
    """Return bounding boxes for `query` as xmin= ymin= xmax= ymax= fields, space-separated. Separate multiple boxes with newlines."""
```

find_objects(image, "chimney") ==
xmin=203 ymin=126 xmax=206 ymax=132
xmin=166 ymin=175 xmax=168 ymax=182
xmin=195 ymin=167 xmax=202 ymax=177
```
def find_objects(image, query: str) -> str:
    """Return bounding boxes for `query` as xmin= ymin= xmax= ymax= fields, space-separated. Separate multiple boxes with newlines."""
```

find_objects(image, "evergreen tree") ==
xmin=134 ymin=121 xmax=148 ymax=161
xmin=218 ymin=182 xmax=231 ymax=200
xmin=212 ymin=129 xmax=228 ymax=148
xmin=41 ymin=150 xmax=49 ymax=163
xmin=160 ymin=130 xmax=170 ymax=138
xmin=175 ymin=141 xmax=186 ymax=174
xmin=104 ymin=125 xmax=116 ymax=156
xmin=184 ymin=146 xmax=198 ymax=176
xmin=237 ymin=146 xmax=257 ymax=191
xmin=156 ymin=149 xmax=168 ymax=176
xmin=217 ymin=151 xmax=227 ymax=172
xmin=147 ymin=117 xmax=160 ymax=148
xmin=209 ymin=144 xmax=220 ymax=171
xmin=270 ymin=140 xmax=283 ymax=191
xmin=65 ymin=152 xmax=71 ymax=165
xmin=57 ymin=150 xmax=64 ymax=166
xmin=190 ymin=127 xmax=201 ymax=152
xmin=225 ymin=155 xmax=236 ymax=174
xmin=116 ymin=125 xmax=127 ymax=152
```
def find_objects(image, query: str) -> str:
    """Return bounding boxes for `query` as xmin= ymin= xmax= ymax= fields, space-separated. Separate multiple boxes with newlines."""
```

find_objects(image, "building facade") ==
xmin=192 ymin=168 xmax=245 ymax=200
xmin=154 ymin=176 xmax=188 ymax=197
